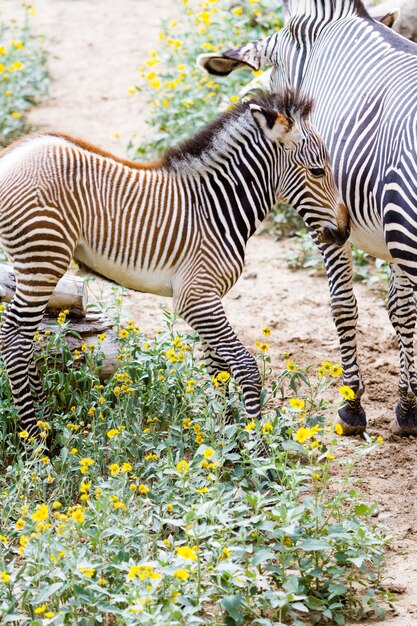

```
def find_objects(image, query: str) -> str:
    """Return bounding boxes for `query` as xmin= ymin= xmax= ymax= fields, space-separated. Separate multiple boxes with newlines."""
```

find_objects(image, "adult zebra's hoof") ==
xmin=336 ymin=402 xmax=367 ymax=435
xmin=390 ymin=404 xmax=417 ymax=436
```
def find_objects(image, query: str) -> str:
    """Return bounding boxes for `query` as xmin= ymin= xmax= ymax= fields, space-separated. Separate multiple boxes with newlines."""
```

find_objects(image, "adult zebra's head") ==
xmin=249 ymin=91 xmax=349 ymax=245
xmin=197 ymin=0 xmax=399 ymax=93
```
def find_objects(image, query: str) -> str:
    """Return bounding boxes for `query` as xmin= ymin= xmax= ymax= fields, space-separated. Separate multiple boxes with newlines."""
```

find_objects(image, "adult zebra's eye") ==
xmin=309 ymin=167 xmax=326 ymax=178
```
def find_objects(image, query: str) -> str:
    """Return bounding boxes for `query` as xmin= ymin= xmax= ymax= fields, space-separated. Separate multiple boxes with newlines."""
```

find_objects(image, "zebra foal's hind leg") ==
xmin=0 ymin=267 xmax=70 ymax=438
xmin=387 ymin=264 xmax=417 ymax=435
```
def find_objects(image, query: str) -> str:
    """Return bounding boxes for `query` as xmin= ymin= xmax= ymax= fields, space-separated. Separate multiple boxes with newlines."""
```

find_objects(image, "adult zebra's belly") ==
xmin=74 ymin=243 xmax=174 ymax=297
xmin=349 ymin=224 xmax=394 ymax=263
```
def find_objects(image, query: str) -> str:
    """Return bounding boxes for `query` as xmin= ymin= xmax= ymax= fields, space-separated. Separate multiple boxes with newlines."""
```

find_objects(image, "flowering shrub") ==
xmin=129 ymin=0 xmax=283 ymax=160
xmin=0 ymin=302 xmax=391 ymax=625
xmin=0 ymin=3 xmax=49 ymax=147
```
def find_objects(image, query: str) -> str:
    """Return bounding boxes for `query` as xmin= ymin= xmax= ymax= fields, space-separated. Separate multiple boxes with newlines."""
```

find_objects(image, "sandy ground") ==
xmin=2 ymin=0 xmax=417 ymax=623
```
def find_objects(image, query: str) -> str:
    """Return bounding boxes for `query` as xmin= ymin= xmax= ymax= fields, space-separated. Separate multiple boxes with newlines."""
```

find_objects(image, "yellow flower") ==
xmin=331 ymin=364 xmax=343 ymax=377
xmin=245 ymin=419 xmax=255 ymax=431
xmin=31 ymin=504 xmax=48 ymax=522
xmin=221 ymin=547 xmax=232 ymax=559
xmin=138 ymin=484 xmax=150 ymax=494
xmin=286 ymin=360 xmax=297 ymax=371
xmin=377 ymin=436 xmax=384 ymax=445
xmin=79 ymin=567 xmax=95 ymax=578
xmin=167 ymin=503 xmax=173 ymax=511
xmin=107 ymin=428 xmax=119 ymax=439
xmin=182 ymin=418 xmax=191 ymax=429
xmin=11 ymin=112 xmax=22 ymax=119
xmin=195 ymin=433 xmax=204 ymax=444
xmin=72 ymin=509 xmax=85 ymax=523
xmin=174 ymin=569 xmax=189 ymax=580
xmin=18 ymin=430 xmax=29 ymax=439
xmin=196 ymin=486 xmax=209 ymax=493
xmin=119 ymin=329 xmax=129 ymax=339
xmin=203 ymin=447 xmax=214 ymax=459
xmin=176 ymin=460 xmax=189 ymax=473
xmin=231 ymin=6 xmax=243 ymax=14
xmin=122 ymin=462 xmax=132 ymax=472
xmin=230 ymin=95 xmax=240 ymax=103
xmin=0 ymin=535 xmax=8 ymax=545
xmin=45 ymin=612 xmax=55 ymax=618
xmin=109 ymin=463 xmax=120 ymax=476
xmin=339 ymin=385 xmax=355 ymax=401
xmin=295 ymin=427 xmax=310 ymax=444
xmin=145 ymin=452 xmax=158 ymax=461
xmin=34 ymin=605 xmax=46 ymax=614
xmin=335 ymin=423 xmax=344 ymax=436
xmin=15 ymin=519 xmax=26 ymax=530
xmin=289 ymin=398 xmax=305 ymax=410
xmin=176 ymin=546 xmax=197 ymax=561
xmin=1 ymin=571 xmax=11 ymax=583
xmin=262 ymin=326 xmax=271 ymax=336
xmin=70 ymin=447 xmax=78 ymax=455
xmin=262 ymin=421 xmax=273 ymax=435
xmin=150 ymin=78 xmax=161 ymax=89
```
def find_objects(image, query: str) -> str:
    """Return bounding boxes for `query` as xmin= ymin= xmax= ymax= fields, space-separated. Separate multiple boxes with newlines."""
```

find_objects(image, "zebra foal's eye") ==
xmin=309 ymin=167 xmax=326 ymax=178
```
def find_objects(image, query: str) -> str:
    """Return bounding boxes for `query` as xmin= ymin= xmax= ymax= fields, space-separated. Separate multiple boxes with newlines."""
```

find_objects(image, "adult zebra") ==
xmin=0 ymin=90 xmax=348 ymax=438
xmin=199 ymin=0 xmax=417 ymax=436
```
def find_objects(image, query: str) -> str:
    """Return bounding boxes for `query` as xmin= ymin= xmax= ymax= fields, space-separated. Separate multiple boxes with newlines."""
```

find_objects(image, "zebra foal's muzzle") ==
xmin=318 ymin=203 xmax=350 ymax=246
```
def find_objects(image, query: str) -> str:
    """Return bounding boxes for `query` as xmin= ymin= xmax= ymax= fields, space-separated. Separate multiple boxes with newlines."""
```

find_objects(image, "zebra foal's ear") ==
xmin=249 ymin=104 xmax=301 ymax=144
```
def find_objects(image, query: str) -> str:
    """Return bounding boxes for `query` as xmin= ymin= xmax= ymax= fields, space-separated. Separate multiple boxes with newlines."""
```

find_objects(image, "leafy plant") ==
xmin=128 ymin=0 xmax=284 ymax=160
xmin=0 ymin=303 xmax=392 ymax=625
xmin=0 ymin=3 xmax=49 ymax=147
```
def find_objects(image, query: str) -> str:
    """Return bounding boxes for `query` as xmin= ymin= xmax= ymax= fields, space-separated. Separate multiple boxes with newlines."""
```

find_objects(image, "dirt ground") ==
xmin=2 ymin=0 xmax=417 ymax=623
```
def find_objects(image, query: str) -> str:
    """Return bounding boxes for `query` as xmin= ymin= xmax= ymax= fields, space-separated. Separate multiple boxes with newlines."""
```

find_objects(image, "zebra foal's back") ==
xmin=0 ymin=134 xmax=194 ymax=297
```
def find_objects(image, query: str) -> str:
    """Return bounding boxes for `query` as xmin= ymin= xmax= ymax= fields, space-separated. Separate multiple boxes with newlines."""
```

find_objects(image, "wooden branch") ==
xmin=0 ymin=263 xmax=88 ymax=317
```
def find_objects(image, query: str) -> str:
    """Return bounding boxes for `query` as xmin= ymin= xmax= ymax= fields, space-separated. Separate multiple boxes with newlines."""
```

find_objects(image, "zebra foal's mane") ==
xmin=162 ymin=89 xmax=313 ymax=168
xmin=0 ymin=90 xmax=312 ymax=173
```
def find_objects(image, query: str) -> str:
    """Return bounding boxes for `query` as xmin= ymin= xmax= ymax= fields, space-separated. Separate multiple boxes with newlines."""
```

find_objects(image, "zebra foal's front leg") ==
xmin=201 ymin=339 xmax=235 ymax=425
xmin=388 ymin=264 xmax=417 ymax=435
xmin=177 ymin=295 xmax=267 ymax=443
xmin=315 ymin=238 xmax=367 ymax=433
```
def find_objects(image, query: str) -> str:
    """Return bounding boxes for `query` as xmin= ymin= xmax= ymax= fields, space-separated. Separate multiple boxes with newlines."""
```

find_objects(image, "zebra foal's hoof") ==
xmin=390 ymin=404 xmax=417 ymax=436
xmin=336 ymin=403 xmax=367 ymax=436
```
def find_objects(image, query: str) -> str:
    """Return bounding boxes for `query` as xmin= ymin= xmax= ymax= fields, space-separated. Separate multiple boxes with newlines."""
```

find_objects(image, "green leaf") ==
xmin=222 ymin=595 xmax=245 ymax=625
xmin=300 ymin=538 xmax=331 ymax=551
xmin=33 ymin=581 xmax=64 ymax=603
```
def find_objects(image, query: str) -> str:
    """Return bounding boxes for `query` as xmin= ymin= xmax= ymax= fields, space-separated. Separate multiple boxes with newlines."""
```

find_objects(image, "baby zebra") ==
xmin=0 ymin=90 xmax=349 ymax=438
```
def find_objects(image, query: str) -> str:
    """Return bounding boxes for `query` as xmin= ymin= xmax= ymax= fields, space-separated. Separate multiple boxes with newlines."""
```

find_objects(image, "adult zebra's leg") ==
xmin=387 ymin=264 xmax=417 ymax=435
xmin=315 ymin=238 xmax=366 ymax=433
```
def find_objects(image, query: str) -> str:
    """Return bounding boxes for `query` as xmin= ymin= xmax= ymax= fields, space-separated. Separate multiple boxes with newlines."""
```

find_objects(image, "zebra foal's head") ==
xmin=246 ymin=91 xmax=349 ymax=245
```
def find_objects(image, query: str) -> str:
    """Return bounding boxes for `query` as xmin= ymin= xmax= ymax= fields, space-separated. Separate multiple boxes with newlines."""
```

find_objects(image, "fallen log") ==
xmin=38 ymin=310 xmax=121 ymax=379
xmin=0 ymin=262 xmax=88 ymax=317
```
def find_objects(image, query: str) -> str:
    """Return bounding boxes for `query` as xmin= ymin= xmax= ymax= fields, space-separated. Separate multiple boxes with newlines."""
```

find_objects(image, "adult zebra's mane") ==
xmin=283 ymin=0 xmax=369 ymax=18
xmin=162 ymin=89 xmax=313 ymax=169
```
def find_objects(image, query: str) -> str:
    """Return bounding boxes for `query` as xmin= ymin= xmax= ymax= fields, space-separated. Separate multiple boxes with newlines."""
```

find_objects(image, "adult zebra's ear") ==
xmin=197 ymin=36 xmax=270 ymax=76
xmin=373 ymin=10 xmax=400 ymax=29
xmin=249 ymin=104 xmax=301 ymax=144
